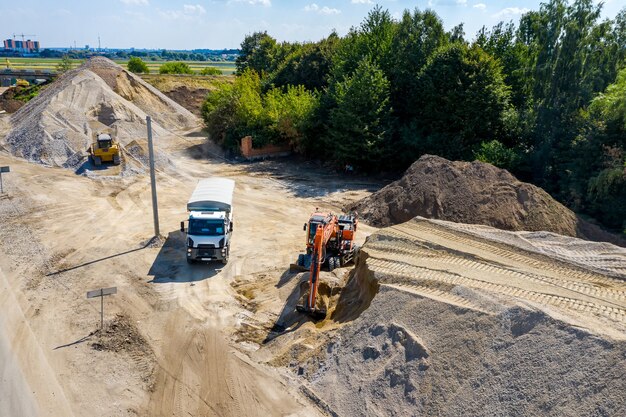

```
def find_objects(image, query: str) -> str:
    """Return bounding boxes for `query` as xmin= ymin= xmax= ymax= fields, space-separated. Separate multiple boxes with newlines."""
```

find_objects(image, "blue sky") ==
xmin=2 ymin=1 xmax=623 ymax=50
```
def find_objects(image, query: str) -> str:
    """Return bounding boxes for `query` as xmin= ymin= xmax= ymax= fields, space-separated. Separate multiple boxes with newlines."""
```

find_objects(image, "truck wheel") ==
xmin=187 ymin=258 xmax=195 ymax=264
xmin=93 ymin=156 xmax=101 ymax=166
xmin=113 ymin=155 xmax=120 ymax=165
xmin=327 ymin=257 xmax=335 ymax=272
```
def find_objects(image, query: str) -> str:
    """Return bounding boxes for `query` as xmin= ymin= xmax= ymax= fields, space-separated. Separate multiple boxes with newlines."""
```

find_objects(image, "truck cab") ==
xmin=182 ymin=178 xmax=235 ymax=265
xmin=184 ymin=211 xmax=233 ymax=264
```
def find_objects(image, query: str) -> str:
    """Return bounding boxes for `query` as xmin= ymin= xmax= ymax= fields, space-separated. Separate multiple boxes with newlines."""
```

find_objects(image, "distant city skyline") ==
xmin=2 ymin=1 xmax=623 ymax=50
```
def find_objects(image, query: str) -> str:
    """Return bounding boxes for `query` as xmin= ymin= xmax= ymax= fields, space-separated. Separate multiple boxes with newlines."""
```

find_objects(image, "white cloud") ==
xmin=120 ymin=0 xmax=149 ymax=5
xmin=230 ymin=0 xmax=271 ymax=6
xmin=54 ymin=8 xmax=71 ymax=16
xmin=351 ymin=0 xmax=373 ymax=4
xmin=473 ymin=3 xmax=486 ymax=10
xmin=493 ymin=7 xmax=530 ymax=18
xmin=304 ymin=4 xmax=340 ymax=15
xmin=456 ymin=0 xmax=467 ymax=6
xmin=183 ymin=4 xmax=206 ymax=14
xmin=159 ymin=4 xmax=207 ymax=20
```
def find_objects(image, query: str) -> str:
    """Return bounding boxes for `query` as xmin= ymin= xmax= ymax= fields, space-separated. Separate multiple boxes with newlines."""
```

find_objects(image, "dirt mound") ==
xmin=350 ymin=154 xmax=622 ymax=245
xmin=163 ymin=85 xmax=210 ymax=116
xmin=3 ymin=57 xmax=198 ymax=167
xmin=0 ymin=87 xmax=25 ymax=113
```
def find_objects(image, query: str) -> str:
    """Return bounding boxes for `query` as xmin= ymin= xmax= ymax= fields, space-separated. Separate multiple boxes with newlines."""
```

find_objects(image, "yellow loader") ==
xmin=89 ymin=133 xmax=121 ymax=166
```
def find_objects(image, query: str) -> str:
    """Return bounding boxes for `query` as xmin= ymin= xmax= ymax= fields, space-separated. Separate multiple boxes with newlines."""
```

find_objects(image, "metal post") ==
xmin=146 ymin=116 xmax=160 ymax=237
xmin=100 ymin=288 xmax=104 ymax=331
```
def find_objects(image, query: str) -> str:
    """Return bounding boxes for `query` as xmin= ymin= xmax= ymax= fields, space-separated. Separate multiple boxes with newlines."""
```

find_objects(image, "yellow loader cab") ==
xmin=89 ymin=133 xmax=121 ymax=166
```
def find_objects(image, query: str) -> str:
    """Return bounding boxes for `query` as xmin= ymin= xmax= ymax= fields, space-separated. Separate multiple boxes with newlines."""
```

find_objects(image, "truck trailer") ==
xmin=181 ymin=178 xmax=235 ymax=264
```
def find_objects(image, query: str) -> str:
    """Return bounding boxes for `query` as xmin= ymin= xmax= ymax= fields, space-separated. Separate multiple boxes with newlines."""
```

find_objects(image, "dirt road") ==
xmin=0 ymin=133 xmax=374 ymax=416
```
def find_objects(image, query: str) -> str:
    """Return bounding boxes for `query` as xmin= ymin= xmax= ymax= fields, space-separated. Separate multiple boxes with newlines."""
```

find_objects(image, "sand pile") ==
xmin=266 ymin=218 xmax=626 ymax=416
xmin=3 ymin=57 xmax=198 ymax=167
xmin=350 ymin=155 xmax=621 ymax=244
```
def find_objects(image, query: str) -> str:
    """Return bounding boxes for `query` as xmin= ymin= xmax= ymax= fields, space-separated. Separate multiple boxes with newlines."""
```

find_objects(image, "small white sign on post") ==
xmin=86 ymin=287 xmax=117 ymax=330
xmin=0 ymin=166 xmax=9 ymax=194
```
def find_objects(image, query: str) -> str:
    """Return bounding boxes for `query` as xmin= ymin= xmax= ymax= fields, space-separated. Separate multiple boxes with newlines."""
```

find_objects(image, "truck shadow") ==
xmin=148 ymin=230 xmax=219 ymax=283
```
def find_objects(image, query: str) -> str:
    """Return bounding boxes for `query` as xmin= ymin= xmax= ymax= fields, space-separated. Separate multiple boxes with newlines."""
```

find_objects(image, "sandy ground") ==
xmin=0 ymin=132 xmax=377 ymax=416
xmin=2 ymin=112 xmax=625 ymax=415
xmin=233 ymin=218 xmax=626 ymax=416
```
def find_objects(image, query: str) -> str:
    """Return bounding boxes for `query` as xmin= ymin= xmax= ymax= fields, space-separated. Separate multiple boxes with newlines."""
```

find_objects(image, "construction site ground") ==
xmin=1 ymin=127 xmax=625 ymax=415
xmin=0 ymin=132 xmax=379 ymax=416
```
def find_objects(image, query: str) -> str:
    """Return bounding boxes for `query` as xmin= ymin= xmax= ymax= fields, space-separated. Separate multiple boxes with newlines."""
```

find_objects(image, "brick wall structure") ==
xmin=240 ymin=136 xmax=291 ymax=160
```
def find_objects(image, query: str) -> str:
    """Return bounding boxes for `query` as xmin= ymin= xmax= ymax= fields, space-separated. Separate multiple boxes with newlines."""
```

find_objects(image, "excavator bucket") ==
xmin=295 ymin=304 xmax=327 ymax=320
xmin=289 ymin=263 xmax=308 ymax=272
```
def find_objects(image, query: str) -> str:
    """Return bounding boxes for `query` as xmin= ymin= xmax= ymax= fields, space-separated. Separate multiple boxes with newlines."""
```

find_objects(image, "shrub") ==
xmin=127 ymin=56 xmax=149 ymax=74
xmin=159 ymin=61 xmax=193 ymax=74
xmin=199 ymin=67 xmax=223 ymax=75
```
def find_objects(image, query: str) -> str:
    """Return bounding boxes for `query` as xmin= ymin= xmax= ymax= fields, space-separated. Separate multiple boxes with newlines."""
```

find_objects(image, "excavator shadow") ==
xmin=148 ymin=230 xmax=219 ymax=283
xmin=263 ymin=271 xmax=310 ymax=343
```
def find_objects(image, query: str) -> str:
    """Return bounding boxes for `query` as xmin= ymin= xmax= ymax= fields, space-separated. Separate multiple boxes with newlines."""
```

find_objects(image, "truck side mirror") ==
xmin=230 ymin=222 xmax=233 ymax=232
xmin=303 ymin=223 xmax=307 ymax=231
xmin=180 ymin=221 xmax=185 ymax=233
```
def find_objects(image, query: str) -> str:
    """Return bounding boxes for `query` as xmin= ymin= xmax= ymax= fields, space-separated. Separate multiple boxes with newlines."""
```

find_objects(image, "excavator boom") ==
xmin=295 ymin=211 xmax=358 ymax=320
xmin=296 ymin=214 xmax=337 ymax=319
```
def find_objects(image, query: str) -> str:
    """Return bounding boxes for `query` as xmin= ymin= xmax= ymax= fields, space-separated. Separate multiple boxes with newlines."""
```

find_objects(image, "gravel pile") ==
xmin=3 ymin=57 xmax=197 ymax=167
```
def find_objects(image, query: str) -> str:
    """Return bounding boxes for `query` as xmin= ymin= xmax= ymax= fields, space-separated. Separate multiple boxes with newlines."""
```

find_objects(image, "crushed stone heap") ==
xmin=3 ymin=57 xmax=198 ymax=167
xmin=349 ymin=154 xmax=622 ymax=245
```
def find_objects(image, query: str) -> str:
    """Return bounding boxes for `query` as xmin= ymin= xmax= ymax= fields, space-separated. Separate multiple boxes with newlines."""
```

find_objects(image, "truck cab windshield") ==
xmin=188 ymin=219 xmax=225 ymax=236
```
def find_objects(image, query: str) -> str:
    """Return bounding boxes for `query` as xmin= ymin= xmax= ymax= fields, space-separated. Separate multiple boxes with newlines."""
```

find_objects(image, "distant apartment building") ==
xmin=3 ymin=39 xmax=40 ymax=53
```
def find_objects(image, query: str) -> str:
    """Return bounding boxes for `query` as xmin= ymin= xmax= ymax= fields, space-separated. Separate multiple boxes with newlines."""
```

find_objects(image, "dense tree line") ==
xmin=202 ymin=0 xmax=626 ymax=234
xmin=37 ymin=48 xmax=236 ymax=62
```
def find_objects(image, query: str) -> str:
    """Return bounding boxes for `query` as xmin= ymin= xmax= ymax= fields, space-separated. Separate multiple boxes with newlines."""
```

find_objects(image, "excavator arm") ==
xmin=296 ymin=215 xmax=337 ymax=319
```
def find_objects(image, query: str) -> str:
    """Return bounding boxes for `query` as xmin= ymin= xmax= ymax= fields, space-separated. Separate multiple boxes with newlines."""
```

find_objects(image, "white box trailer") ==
xmin=181 ymin=178 xmax=235 ymax=264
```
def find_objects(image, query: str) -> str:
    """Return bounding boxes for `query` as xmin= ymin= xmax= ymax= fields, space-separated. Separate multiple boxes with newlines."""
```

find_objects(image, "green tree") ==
xmin=202 ymin=69 xmax=265 ymax=149
xmin=263 ymin=85 xmax=319 ymax=149
xmin=327 ymin=58 xmax=393 ymax=170
xmin=199 ymin=67 xmax=223 ymax=75
xmin=270 ymin=33 xmax=340 ymax=91
xmin=474 ymin=140 xmax=520 ymax=171
xmin=235 ymin=32 xmax=278 ymax=76
xmin=127 ymin=56 xmax=149 ymax=74
xmin=158 ymin=61 xmax=193 ymax=74
xmin=405 ymin=43 xmax=511 ymax=161
xmin=389 ymin=8 xmax=448 ymax=121
xmin=56 ymin=55 xmax=73 ymax=73
xmin=567 ymin=68 xmax=626 ymax=231
xmin=331 ymin=6 xmax=397 ymax=81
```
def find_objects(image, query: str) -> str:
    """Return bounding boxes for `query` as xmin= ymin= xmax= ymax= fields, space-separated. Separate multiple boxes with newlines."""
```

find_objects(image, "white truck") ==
xmin=181 ymin=178 xmax=235 ymax=264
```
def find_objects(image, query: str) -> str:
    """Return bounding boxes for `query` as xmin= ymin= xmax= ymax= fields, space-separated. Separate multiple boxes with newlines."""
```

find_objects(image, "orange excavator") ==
xmin=295 ymin=210 xmax=358 ymax=319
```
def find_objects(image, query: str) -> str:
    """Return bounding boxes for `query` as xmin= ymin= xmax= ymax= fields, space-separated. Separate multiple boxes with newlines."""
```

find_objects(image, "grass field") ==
xmin=3 ymin=57 xmax=236 ymax=75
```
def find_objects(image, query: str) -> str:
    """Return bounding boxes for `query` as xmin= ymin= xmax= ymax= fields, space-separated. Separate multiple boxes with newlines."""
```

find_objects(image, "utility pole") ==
xmin=146 ymin=116 xmax=160 ymax=237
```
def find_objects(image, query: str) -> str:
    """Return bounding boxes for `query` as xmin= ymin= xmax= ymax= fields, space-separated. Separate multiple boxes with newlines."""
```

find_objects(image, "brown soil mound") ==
xmin=163 ymin=85 xmax=210 ymax=116
xmin=349 ymin=154 xmax=622 ymax=245
xmin=0 ymin=87 xmax=25 ymax=113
